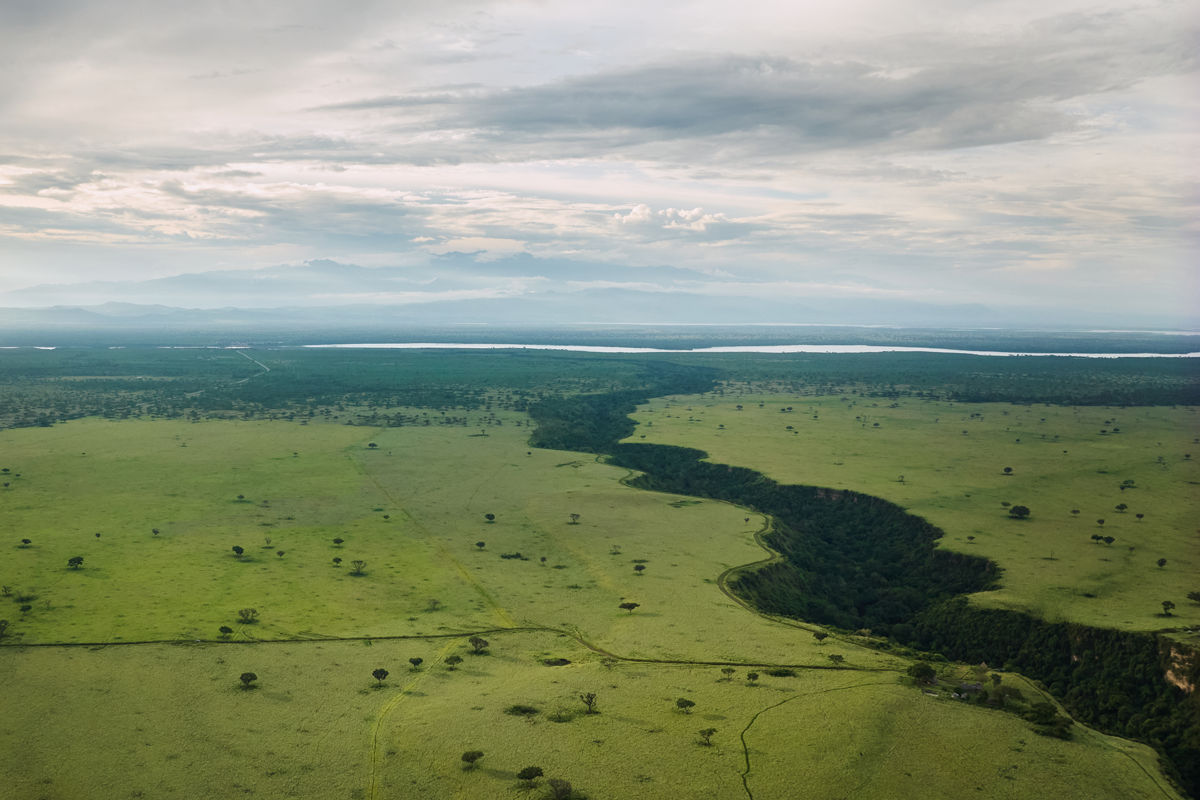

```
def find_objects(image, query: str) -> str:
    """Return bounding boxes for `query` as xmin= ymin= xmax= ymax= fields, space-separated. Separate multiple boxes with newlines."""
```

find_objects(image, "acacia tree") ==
xmin=1157 ymin=558 xmax=1167 ymax=568
xmin=698 ymin=728 xmax=717 ymax=746
xmin=461 ymin=751 xmax=483 ymax=769
xmin=351 ymin=560 xmax=366 ymax=575
xmin=468 ymin=636 xmax=489 ymax=654
xmin=68 ymin=556 xmax=84 ymax=569
xmin=219 ymin=626 xmax=233 ymax=638
xmin=232 ymin=546 xmax=245 ymax=560
xmin=239 ymin=672 xmax=258 ymax=689
xmin=569 ymin=514 xmax=580 ymax=524
xmin=517 ymin=767 xmax=544 ymax=785
xmin=238 ymin=608 xmax=259 ymax=623
xmin=409 ymin=657 xmax=423 ymax=671
xmin=579 ymin=692 xmax=598 ymax=713
xmin=20 ymin=539 xmax=31 ymax=547
xmin=333 ymin=537 xmax=344 ymax=546
xmin=475 ymin=542 xmax=485 ymax=550
xmin=619 ymin=602 xmax=640 ymax=614
xmin=484 ymin=513 xmax=495 ymax=523
xmin=813 ymin=632 xmax=829 ymax=644
xmin=1009 ymin=506 xmax=1031 ymax=519
xmin=445 ymin=655 xmax=463 ymax=670
xmin=1162 ymin=600 xmax=1176 ymax=616
xmin=373 ymin=668 xmax=389 ymax=686
xmin=634 ymin=564 xmax=646 ymax=575
xmin=720 ymin=667 xmax=736 ymax=681
xmin=676 ymin=698 xmax=695 ymax=714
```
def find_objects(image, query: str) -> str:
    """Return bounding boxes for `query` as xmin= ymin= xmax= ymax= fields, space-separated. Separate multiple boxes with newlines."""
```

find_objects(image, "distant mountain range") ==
xmin=1 ymin=256 xmax=1194 ymax=333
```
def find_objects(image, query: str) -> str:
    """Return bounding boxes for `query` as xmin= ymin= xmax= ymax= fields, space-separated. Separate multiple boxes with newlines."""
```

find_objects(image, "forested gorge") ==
xmin=529 ymin=359 xmax=1200 ymax=797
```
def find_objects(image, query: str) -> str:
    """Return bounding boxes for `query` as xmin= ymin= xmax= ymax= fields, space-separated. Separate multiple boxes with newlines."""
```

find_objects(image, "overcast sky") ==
xmin=0 ymin=0 xmax=1196 ymax=316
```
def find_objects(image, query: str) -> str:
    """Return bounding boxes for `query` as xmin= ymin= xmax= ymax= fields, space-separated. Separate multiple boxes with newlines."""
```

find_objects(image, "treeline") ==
xmin=608 ymin=443 xmax=997 ymax=632
xmin=909 ymin=599 xmax=1199 ymax=794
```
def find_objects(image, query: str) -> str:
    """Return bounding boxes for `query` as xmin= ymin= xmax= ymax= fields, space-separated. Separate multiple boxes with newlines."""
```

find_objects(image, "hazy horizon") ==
xmin=1 ymin=1 xmax=1196 ymax=321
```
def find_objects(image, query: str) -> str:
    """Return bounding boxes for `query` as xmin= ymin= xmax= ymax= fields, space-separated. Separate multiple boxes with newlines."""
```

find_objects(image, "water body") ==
xmin=307 ymin=343 xmax=1200 ymax=358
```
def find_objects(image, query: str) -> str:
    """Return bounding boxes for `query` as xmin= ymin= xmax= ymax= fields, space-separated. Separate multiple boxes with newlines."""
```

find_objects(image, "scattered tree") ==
xmin=634 ymin=564 xmax=646 ymax=575
xmin=676 ymin=698 xmax=695 ymax=714
xmin=445 ymin=655 xmax=463 ymax=670
xmin=610 ymin=545 xmax=621 ymax=555
xmin=373 ymin=668 xmax=389 ymax=686
xmin=94 ymin=533 xmax=101 ymax=539
xmin=409 ymin=657 xmax=423 ymax=670
xmin=426 ymin=598 xmax=442 ymax=612
xmin=1103 ymin=536 xmax=1115 ymax=545
xmin=548 ymin=778 xmax=573 ymax=800
xmin=1003 ymin=467 xmax=1012 ymax=475
xmin=1162 ymin=600 xmax=1175 ymax=616
xmin=152 ymin=528 xmax=160 ymax=536
xmin=461 ymin=751 xmax=484 ymax=769
xmin=569 ymin=514 xmax=580 ymax=525
xmin=1097 ymin=519 xmax=1105 ymax=527
xmin=720 ymin=667 xmax=736 ymax=681
xmin=20 ymin=539 xmax=31 ymax=547
xmin=19 ymin=605 xmax=31 ymax=615
xmin=1157 ymin=558 xmax=1167 ymax=569
xmin=232 ymin=545 xmax=245 ymax=559
xmin=517 ymin=766 xmax=544 ymax=784
xmin=484 ymin=513 xmax=495 ymax=523
xmin=351 ymin=560 xmax=366 ymax=575
xmin=698 ymin=728 xmax=717 ymax=746
xmin=264 ymin=536 xmax=272 ymax=546
xmin=239 ymin=672 xmax=258 ymax=689
xmin=907 ymin=662 xmax=936 ymax=683
xmin=1071 ymin=510 xmax=1080 ymax=516
xmin=368 ymin=443 xmax=377 ymax=449
xmin=540 ymin=556 xmax=547 ymax=565
xmin=1116 ymin=503 xmax=1128 ymax=513
xmin=237 ymin=495 xmax=244 ymax=501
xmin=219 ymin=626 xmax=234 ymax=638
xmin=276 ymin=550 xmax=285 ymax=558
xmin=333 ymin=537 xmax=344 ymax=546
xmin=0 ymin=620 xmax=8 ymax=639
xmin=0 ymin=586 xmax=10 ymax=596
xmin=68 ymin=556 xmax=84 ymax=569
xmin=475 ymin=542 xmax=486 ymax=550
xmin=1136 ymin=513 xmax=1144 ymax=521
xmin=827 ymin=654 xmax=845 ymax=665
xmin=619 ymin=602 xmax=641 ymax=614
xmin=1009 ymin=505 xmax=1031 ymax=519
xmin=600 ymin=657 xmax=618 ymax=671
xmin=1186 ymin=591 xmax=1200 ymax=604
xmin=238 ymin=608 xmax=259 ymax=623
xmin=468 ymin=636 xmax=489 ymax=654
xmin=579 ymin=692 xmax=598 ymax=713
xmin=746 ymin=672 xmax=759 ymax=684
xmin=333 ymin=557 xmax=342 ymax=566
xmin=813 ymin=631 xmax=829 ymax=644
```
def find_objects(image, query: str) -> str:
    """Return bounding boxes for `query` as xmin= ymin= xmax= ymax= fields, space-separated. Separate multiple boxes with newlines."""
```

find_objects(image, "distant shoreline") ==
xmin=304 ymin=343 xmax=1200 ymax=358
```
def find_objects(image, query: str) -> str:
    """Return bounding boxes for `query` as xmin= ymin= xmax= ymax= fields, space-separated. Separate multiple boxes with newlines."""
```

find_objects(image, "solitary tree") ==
xmin=1009 ymin=506 xmax=1031 ymax=519
xmin=1157 ymin=558 xmax=1167 ymax=569
xmin=333 ymin=537 xmax=344 ymax=547
xmin=747 ymin=672 xmax=760 ymax=684
xmin=351 ymin=560 xmax=366 ymax=575
xmin=239 ymin=672 xmax=258 ymax=689
xmin=569 ymin=514 xmax=580 ymax=525
xmin=813 ymin=631 xmax=829 ymax=644
xmin=232 ymin=545 xmax=245 ymax=559
xmin=461 ymin=751 xmax=484 ymax=769
xmin=276 ymin=550 xmax=285 ymax=558
xmin=698 ymin=728 xmax=717 ymax=746
xmin=619 ymin=602 xmax=641 ymax=614
xmin=152 ymin=528 xmax=160 ymax=536
xmin=445 ymin=655 xmax=463 ymax=670
xmin=634 ymin=564 xmax=646 ymax=575
xmin=1003 ymin=467 xmax=1013 ymax=475
xmin=373 ymin=668 xmax=389 ymax=686
xmin=676 ymin=698 xmax=696 ymax=714
xmin=1136 ymin=513 xmax=1145 ymax=521
xmin=517 ymin=767 xmax=544 ymax=785
xmin=1103 ymin=536 xmax=1115 ymax=546
xmin=94 ymin=532 xmax=101 ymax=539
xmin=484 ymin=513 xmax=495 ymax=523
xmin=1162 ymin=600 xmax=1176 ymax=616
xmin=907 ymin=662 xmax=936 ymax=683
xmin=20 ymin=539 xmax=31 ymax=547
xmin=409 ymin=657 xmax=424 ymax=670
xmin=1097 ymin=519 xmax=1106 ymax=527
xmin=219 ymin=626 xmax=233 ymax=638
xmin=548 ymin=778 xmax=573 ymax=800
xmin=468 ymin=636 xmax=489 ymax=654
xmin=368 ymin=443 xmax=377 ymax=449
xmin=333 ymin=557 xmax=342 ymax=566
xmin=426 ymin=598 xmax=442 ymax=612
xmin=238 ymin=608 xmax=259 ymax=623
xmin=1071 ymin=510 xmax=1080 ymax=516
xmin=475 ymin=542 xmax=486 ymax=550
xmin=579 ymin=692 xmax=598 ymax=713
xmin=68 ymin=556 xmax=84 ymax=570
xmin=1116 ymin=503 xmax=1128 ymax=513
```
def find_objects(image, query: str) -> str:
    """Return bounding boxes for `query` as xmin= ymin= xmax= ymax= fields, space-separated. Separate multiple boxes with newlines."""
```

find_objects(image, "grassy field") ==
xmin=0 ymin=413 xmax=1187 ymax=799
xmin=626 ymin=391 xmax=1200 ymax=637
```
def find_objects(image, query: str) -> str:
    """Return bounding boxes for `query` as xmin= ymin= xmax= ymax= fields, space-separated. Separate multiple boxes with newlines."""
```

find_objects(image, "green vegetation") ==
xmin=0 ymin=346 xmax=1193 ymax=800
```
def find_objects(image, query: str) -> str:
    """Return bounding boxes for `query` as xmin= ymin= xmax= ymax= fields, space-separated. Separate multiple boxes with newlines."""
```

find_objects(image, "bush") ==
xmin=505 ymin=704 xmax=539 ymax=717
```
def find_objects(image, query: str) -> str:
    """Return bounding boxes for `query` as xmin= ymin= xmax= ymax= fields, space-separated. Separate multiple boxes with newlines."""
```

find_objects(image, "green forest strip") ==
xmin=528 ymin=359 xmax=1200 ymax=798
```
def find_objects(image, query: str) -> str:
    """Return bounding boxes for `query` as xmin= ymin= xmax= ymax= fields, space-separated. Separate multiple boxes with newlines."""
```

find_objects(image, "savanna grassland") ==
xmin=0 ymin=347 xmax=1194 ymax=800
xmin=626 ymin=389 xmax=1200 ymax=635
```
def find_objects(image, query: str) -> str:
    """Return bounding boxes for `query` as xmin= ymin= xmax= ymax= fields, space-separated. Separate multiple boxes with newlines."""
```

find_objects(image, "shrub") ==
xmin=517 ymin=766 xmax=543 ymax=783
xmin=505 ymin=704 xmax=539 ymax=717
xmin=461 ymin=751 xmax=483 ymax=769
xmin=676 ymin=698 xmax=695 ymax=713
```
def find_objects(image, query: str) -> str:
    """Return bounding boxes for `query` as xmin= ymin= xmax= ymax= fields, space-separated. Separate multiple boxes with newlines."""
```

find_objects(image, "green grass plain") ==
xmin=0 ymin=411 xmax=1186 ymax=799
xmin=627 ymin=392 xmax=1200 ymax=638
